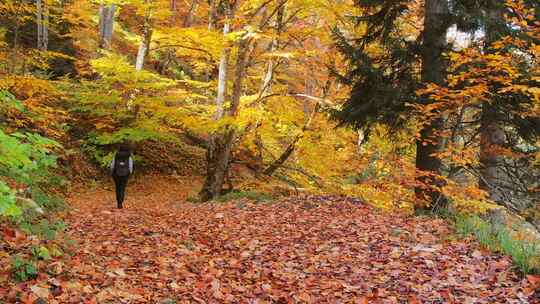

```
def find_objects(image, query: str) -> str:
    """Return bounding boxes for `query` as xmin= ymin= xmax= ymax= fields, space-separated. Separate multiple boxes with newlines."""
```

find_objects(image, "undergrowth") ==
xmin=0 ymin=90 xmax=70 ymax=282
xmin=455 ymin=214 xmax=540 ymax=275
xmin=185 ymin=190 xmax=274 ymax=204
xmin=215 ymin=190 xmax=274 ymax=203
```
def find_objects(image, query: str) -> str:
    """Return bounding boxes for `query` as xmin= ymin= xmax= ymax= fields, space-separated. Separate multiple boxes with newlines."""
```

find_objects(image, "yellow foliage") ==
xmin=90 ymin=53 xmax=175 ymax=90
xmin=341 ymin=183 xmax=414 ymax=212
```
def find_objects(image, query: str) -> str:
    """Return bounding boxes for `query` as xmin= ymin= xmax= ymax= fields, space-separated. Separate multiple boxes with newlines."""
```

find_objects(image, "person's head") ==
xmin=118 ymin=143 xmax=131 ymax=154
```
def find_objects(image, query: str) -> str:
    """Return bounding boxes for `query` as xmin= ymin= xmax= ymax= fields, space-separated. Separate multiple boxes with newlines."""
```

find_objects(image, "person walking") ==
xmin=110 ymin=144 xmax=134 ymax=209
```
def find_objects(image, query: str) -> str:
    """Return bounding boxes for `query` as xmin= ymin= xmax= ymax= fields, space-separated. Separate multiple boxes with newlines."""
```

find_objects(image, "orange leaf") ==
xmin=527 ymin=275 xmax=540 ymax=287
xmin=409 ymin=295 xmax=422 ymax=304
xmin=357 ymin=296 xmax=369 ymax=304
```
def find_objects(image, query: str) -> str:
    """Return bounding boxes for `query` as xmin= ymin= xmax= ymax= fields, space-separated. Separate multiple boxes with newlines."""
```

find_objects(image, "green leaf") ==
xmin=0 ymin=90 xmax=24 ymax=111
xmin=37 ymin=246 xmax=51 ymax=260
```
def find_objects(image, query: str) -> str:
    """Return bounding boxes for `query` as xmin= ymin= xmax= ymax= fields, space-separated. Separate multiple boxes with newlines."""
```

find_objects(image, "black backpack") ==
xmin=114 ymin=151 xmax=131 ymax=176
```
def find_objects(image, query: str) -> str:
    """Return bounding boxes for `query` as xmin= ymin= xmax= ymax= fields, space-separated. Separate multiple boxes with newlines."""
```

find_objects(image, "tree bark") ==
xmin=135 ymin=11 xmax=154 ymax=71
xmin=99 ymin=3 xmax=106 ymax=43
xmin=479 ymin=6 xmax=508 ymax=204
xmin=184 ymin=0 xmax=198 ymax=27
xmin=203 ymin=0 xmax=217 ymax=81
xmin=415 ymin=0 xmax=451 ymax=211
xmin=159 ymin=0 xmax=179 ymax=75
xmin=170 ymin=0 xmax=177 ymax=23
xmin=99 ymin=2 xmax=116 ymax=49
xmin=357 ymin=129 xmax=366 ymax=153
xmin=199 ymin=3 xmax=233 ymax=201
xmin=36 ymin=0 xmax=48 ymax=51
xmin=200 ymin=2 xmax=252 ymax=201
xmin=479 ymin=104 xmax=507 ymax=202
xmin=260 ymin=4 xmax=285 ymax=96
xmin=37 ymin=0 xmax=43 ymax=49
xmin=214 ymin=21 xmax=231 ymax=119
xmin=208 ymin=0 xmax=217 ymax=30
xmin=202 ymin=39 xmax=251 ymax=200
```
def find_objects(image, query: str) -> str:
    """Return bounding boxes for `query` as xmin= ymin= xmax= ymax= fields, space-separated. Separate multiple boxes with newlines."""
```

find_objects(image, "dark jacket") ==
xmin=109 ymin=150 xmax=134 ymax=176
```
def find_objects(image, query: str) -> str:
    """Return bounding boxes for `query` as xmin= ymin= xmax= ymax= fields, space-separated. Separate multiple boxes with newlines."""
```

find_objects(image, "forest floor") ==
xmin=5 ymin=175 xmax=540 ymax=303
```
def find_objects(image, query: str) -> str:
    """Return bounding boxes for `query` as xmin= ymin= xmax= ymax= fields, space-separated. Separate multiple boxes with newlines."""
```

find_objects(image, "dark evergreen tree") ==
xmin=333 ymin=0 xmax=539 ymax=211
xmin=333 ymin=0 xmax=453 ymax=210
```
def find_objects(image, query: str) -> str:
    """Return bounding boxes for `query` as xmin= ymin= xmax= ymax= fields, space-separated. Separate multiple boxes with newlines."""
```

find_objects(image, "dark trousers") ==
xmin=113 ymin=175 xmax=129 ymax=209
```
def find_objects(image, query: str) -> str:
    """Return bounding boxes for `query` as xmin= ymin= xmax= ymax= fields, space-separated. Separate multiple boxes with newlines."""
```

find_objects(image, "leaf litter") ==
xmin=2 ymin=177 xmax=539 ymax=303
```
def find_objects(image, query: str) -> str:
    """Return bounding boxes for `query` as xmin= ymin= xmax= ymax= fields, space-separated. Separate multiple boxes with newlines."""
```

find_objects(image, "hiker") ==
xmin=110 ymin=144 xmax=134 ymax=209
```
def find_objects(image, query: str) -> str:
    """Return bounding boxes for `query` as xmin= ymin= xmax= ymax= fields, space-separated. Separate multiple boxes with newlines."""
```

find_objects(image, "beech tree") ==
xmin=199 ymin=0 xmax=237 ymax=201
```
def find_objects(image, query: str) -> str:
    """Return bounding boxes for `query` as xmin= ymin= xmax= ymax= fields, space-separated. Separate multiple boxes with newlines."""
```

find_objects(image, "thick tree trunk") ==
xmin=415 ymin=0 xmax=451 ymax=211
xmin=104 ymin=5 xmax=116 ymax=47
xmin=135 ymin=39 xmax=148 ymax=71
xmin=479 ymin=104 xmax=507 ymax=202
xmin=199 ymin=5 xmax=233 ymax=201
xmin=479 ymin=6 xmax=508 ymax=204
xmin=36 ymin=0 xmax=48 ymax=51
xmin=200 ymin=22 xmax=251 ymax=201
xmin=99 ymin=3 xmax=116 ymax=49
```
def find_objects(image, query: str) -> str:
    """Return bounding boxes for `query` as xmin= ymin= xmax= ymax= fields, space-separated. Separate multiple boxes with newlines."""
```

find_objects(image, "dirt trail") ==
xmin=48 ymin=176 xmax=539 ymax=303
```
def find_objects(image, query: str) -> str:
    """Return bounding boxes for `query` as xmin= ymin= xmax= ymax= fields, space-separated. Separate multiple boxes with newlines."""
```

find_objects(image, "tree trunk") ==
xmin=208 ymin=0 xmax=217 ymax=30
xmin=479 ymin=6 xmax=507 ymax=204
xmin=37 ymin=0 xmax=43 ymax=49
xmin=479 ymin=104 xmax=507 ymax=202
xmin=36 ymin=0 xmax=48 ymax=51
xmin=214 ymin=21 xmax=231 ymax=119
xmin=171 ymin=0 xmax=177 ymax=23
xmin=200 ymin=8 xmax=251 ymax=201
xmin=99 ymin=3 xmax=116 ymax=49
xmin=357 ymin=129 xmax=366 ymax=153
xmin=135 ymin=14 xmax=153 ymax=71
xmin=43 ymin=2 xmax=49 ymax=49
xmin=203 ymin=0 xmax=217 ymax=81
xmin=260 ymin=50 xmax=275 ymax=95
xmin=159 ymin=0 xmax=179 ymax=75
xmin=104 ymin=5 xmax=116 ymax=47
xmin=260 ymin=4 xmax=285 ymax=96
xmin=98 ymin=3 xmax=106 ymax=43
xmin=184 ymin=0 xmax=198 ymax=27
xmin=415 ymin=0 xmax=451 ymax=211
xmin=199 ymin=4 xmax=233 ymax=201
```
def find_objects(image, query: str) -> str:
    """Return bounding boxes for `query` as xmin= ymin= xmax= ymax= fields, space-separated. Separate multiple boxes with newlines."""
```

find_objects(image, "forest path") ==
xmin=57 ymin=176 xmax=536 ymax=303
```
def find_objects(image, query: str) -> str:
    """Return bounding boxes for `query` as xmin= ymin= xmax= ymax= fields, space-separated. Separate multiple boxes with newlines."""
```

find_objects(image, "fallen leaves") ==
xmin=3 ymin=179 xmax=539 ymax=303
xmin=30 ymin=285 xmax=49 ymax=298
